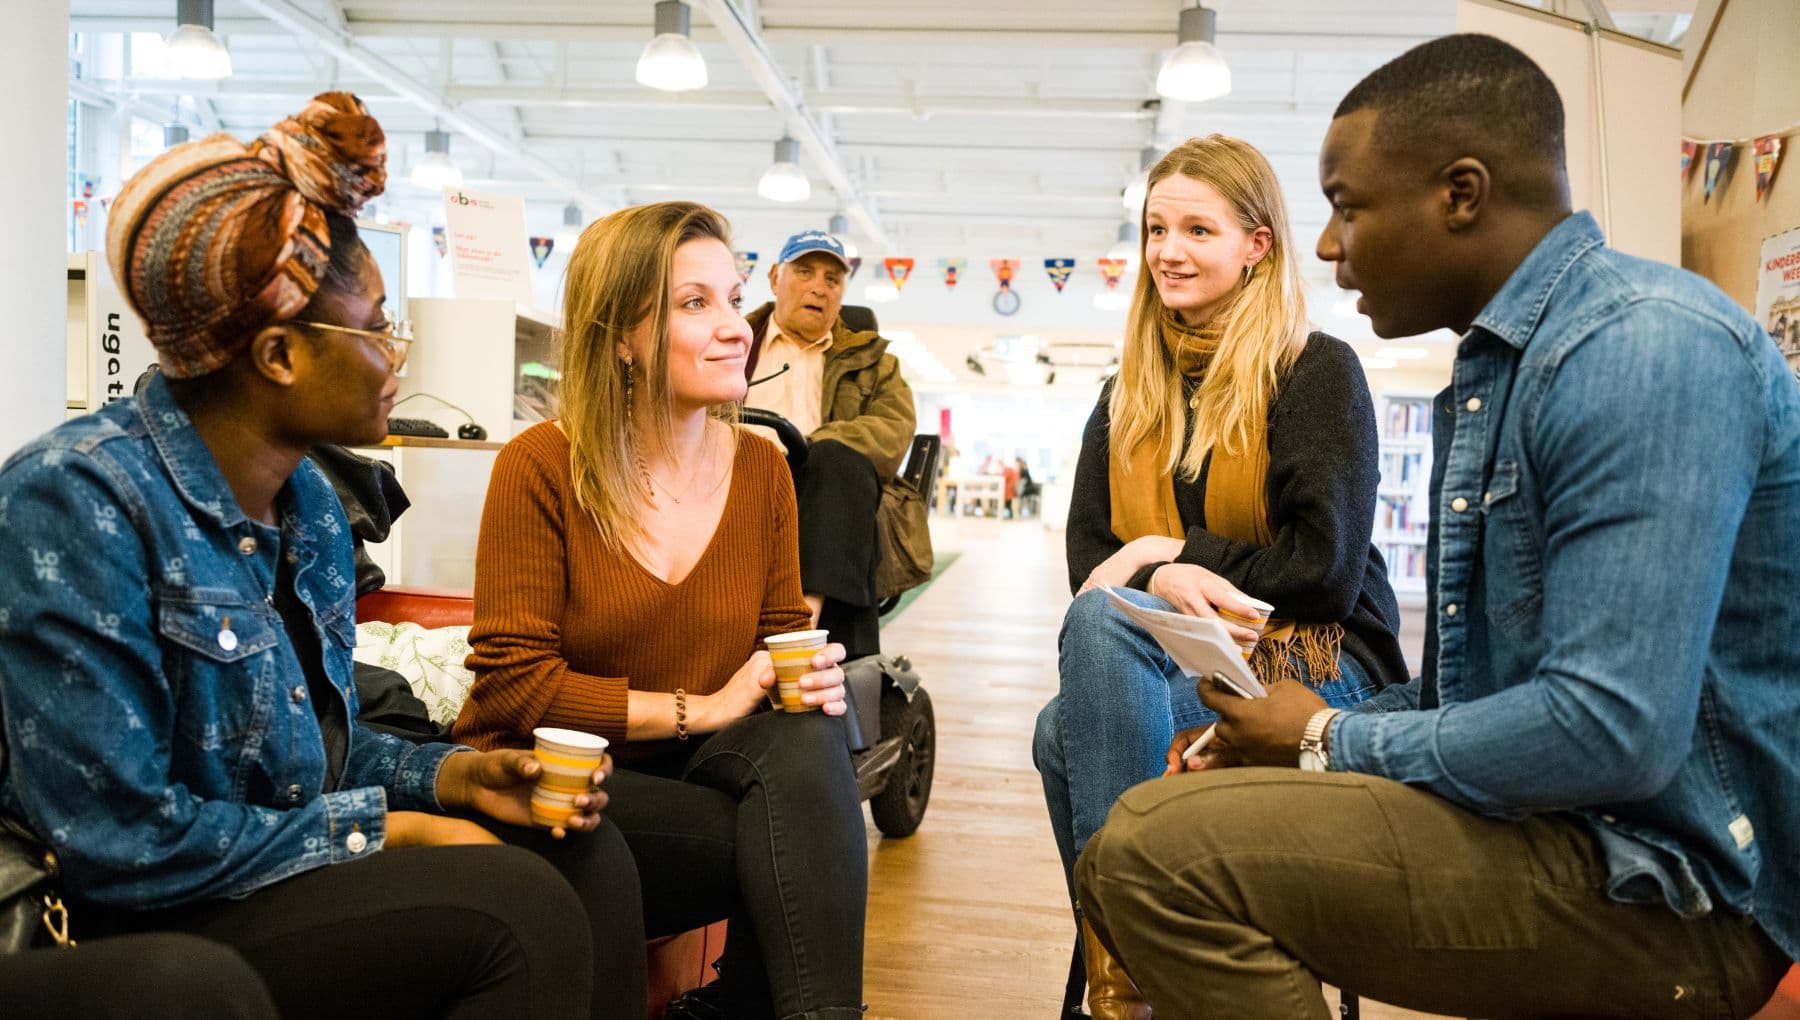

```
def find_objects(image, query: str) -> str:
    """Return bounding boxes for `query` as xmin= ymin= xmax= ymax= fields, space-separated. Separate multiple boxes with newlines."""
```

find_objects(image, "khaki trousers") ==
xmin=1075 ymin=768 xmax=1788 ymax=1020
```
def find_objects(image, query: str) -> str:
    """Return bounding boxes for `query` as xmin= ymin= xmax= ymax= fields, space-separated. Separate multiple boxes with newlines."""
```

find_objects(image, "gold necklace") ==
xmin=646 ymin=431 xmax=718 ymax=505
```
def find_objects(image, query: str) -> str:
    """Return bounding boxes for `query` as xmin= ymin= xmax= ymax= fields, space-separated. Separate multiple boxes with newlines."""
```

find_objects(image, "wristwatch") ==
xmin=1298 ymin=709 xmax=1342 ymax=772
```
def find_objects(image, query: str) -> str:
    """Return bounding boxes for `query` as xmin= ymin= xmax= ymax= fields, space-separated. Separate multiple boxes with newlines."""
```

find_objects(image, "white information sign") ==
xmin=443 ymin=188 xmax=533 ymax=307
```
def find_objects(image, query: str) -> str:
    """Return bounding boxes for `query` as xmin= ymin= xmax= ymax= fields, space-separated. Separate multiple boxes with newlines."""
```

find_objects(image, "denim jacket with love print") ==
xmin=1331 ymin=213 xmax=1800 ymax=960
xmin=0 ymin=373 xmax=462 ymax=909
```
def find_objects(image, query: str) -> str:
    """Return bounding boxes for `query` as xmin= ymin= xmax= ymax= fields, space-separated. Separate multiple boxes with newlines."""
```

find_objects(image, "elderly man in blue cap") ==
xmin=744 ymin=229 xmax=916 ymax=658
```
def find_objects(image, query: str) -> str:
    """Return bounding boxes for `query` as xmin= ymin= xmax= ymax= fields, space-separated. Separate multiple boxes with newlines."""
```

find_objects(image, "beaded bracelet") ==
xmin=674 ymin=688 xmax=689 ymax=741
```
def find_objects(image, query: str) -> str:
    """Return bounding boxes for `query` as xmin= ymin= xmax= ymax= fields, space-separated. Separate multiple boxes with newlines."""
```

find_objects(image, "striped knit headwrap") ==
xmin=105 ymin=92 xmax=388 ymax=379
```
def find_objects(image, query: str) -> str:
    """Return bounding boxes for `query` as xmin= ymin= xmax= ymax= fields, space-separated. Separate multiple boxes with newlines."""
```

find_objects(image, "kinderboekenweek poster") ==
xmin=1756 ymin=225 xmax=1800 ymax=379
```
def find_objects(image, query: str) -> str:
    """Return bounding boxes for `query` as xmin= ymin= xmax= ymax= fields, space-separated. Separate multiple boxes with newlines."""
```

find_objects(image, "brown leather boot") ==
xmin=1082 ymin=919 xmax=1152 ymax=1020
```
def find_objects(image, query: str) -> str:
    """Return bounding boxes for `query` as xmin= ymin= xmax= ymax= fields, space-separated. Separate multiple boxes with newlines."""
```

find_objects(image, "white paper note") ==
xmin=1101 ymin=586 xmax=1265 ymax=699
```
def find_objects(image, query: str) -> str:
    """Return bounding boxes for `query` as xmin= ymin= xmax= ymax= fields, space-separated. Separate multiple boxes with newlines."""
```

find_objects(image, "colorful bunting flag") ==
xmin=733 ymin=250 xmax=759 ymax=283
xmin=1044 ymin=258 xmax=1075 ymax=293
xmin=431 ymin=225 xmax=448 ymax=258
xmin=1681 ymin=140 xmax=1698 ymax=178
xmin=79 ymin=176 xmax=98 ymax=200
xmin=848 ymin=256 xmax=863 ymax=280
xmin=884 ymin=257 xmax=915 ymax=292
xmin=991 ymin=259 xmax=1019 ymax=291
xmin=1754 ymin=135 xmax=1785 ymax=202
xmin=529 ymin=236 xmax=554 ymax=269
xmin=1704 ymin=142 xmax=1734 ymax=202
xmin=1098 ymin=259 xmax=1128 ymax=290
xmin=937 ymin=258 xmax=967 ymax=290
xmin=72 ymin=199 xmax=88 ymax=230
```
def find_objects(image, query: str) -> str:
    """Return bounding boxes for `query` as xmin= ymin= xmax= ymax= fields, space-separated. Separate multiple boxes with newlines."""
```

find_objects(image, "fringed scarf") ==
xmin=1109 ymin=307 xmax=1344 ymax=686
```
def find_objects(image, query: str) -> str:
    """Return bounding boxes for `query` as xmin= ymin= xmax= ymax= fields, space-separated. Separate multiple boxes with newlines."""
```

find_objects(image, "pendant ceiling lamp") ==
xmin=1156 ymin=4 xmax=1232 ymax=103
xmin=1121 ymin=145 xmax=1158 ymax=213
xmin=410 ymin=130 xmax=464 ymax=191
xmin=164 ymin=0 xmax=232 ymax=80
xmin=758 ymin=137 xmax=810 ymax=203
xmin=828 ymin=212 xmax=859 ymax=258
xmin=555 ymin=203 xmax=584 ymax=251
xmin=636 ymin=1 xmax=708 ymax=92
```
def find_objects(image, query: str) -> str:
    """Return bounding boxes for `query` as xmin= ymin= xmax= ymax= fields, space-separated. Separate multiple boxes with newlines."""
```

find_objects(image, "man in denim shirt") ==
xmin=1077 ymin=35 xmax=1797 ymax=1019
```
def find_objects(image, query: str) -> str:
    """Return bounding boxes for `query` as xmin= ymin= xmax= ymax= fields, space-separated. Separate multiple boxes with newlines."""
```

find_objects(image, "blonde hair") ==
xmin=558 ymin=201 xmax=738 ymax=551
xmin=1109 ymin=134 xmax=1310 ymax=480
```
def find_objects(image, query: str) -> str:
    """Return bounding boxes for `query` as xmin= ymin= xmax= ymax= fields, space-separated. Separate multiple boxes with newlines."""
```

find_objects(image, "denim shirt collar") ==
xmin=1468 ymin=211 xmax=1607 ymax=351
xmin=137 ymin=371 xmax=319 ymax=552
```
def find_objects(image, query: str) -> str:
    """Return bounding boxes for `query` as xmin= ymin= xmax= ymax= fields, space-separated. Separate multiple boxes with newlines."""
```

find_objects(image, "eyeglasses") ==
xmin=293 ymin=319 xmax=414 ymax=373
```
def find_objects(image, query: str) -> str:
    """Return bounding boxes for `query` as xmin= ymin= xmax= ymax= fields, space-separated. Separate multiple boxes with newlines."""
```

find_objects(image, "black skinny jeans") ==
xmin=73 ymin=830 xmax=646 ymax=1020
xmin=0 ymin=933 xmax=279 ymax=1019
xmin=609 ymin=707 xmax=868 ymax=1020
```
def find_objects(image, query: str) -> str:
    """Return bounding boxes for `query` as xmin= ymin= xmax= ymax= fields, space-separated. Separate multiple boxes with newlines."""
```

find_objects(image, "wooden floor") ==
xmin=858 ymin=515 xmax=1443 ymax=1019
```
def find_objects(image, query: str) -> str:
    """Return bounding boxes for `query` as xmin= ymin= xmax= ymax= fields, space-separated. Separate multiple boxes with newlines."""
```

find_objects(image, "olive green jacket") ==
xmin=744 ymin=303 xmax=917 ymax=479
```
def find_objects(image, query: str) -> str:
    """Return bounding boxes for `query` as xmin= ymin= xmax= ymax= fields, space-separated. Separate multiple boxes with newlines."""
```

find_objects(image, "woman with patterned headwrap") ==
xmin=0 ymin=94 xmax=644 ymax=1018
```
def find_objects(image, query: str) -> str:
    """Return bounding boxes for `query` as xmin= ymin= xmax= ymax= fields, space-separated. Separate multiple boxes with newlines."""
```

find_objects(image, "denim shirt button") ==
xmin=1451 ymin=497 xmax=1470 ymax=513
xmin=286 ymin=784 xmax=303 ymax=803
xmin=284 ymin=549 xmax=299 ymax=566
xmin=1465 ymin=397 xmax=1483 ymax=412
xmin=1445 ymin=603 xmax=1459 ymax=617
xmin=290 ymin=685 xmax=307 ymax=704
xmin=346 ymin=830 xmax=367 ymax=854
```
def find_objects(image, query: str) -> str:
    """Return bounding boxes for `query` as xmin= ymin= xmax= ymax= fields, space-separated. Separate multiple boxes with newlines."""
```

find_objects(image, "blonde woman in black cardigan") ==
xmin=1034 ymin=134 xmax=1407 ymax=1019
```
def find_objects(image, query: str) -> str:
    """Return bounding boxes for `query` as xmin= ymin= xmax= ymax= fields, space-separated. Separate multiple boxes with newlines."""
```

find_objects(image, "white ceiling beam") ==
xmin=111 ymin=78 xmax=1297 ymax=123
xmin=318 ymin=0 xmax=345 ymax=86
xmin=486 ymin=42 xmax=525 ymax=145
xmin=69 ymin=78 xmax=182 ymax=130
xmin=194 ymin=97 xmax=224 ymax=133
xmin=517 ymin=132 xmax=1153 ymax=156
xmin=695 ymin=0 xmax=888 ymax=247
xmin=229 ymin=0 xmax=618 ymax=212
xmin=1577 ymin=0 xmax=1619 ymax=29
xmin=459 ymin=86 xmax=1166 ymax=120
xmin=68 ymin=14 xmax=1431 ymax=53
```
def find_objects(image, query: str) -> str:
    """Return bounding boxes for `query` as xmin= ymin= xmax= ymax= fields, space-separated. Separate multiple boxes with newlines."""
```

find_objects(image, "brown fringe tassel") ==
xmin=1249 ymin=622 xmax=1346 ymax=687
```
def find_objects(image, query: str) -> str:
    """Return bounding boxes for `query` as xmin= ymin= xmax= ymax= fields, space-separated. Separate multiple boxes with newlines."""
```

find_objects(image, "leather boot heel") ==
xmin=1082 ymin=919 xmax=1151 ymax=1020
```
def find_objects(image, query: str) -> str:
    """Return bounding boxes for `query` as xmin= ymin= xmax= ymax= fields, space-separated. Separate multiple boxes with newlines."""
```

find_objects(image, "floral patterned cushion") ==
xmin=353 ymin=622 xmax=474 ymax=728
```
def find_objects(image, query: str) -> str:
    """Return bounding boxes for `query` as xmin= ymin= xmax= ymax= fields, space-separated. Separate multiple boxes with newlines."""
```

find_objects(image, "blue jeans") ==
xmin=1034 ymin=587 xmax=1376 ymax=897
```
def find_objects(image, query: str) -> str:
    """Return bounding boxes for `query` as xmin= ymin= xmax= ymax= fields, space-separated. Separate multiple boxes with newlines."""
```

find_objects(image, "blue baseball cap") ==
xmin=776 ymin=229 xmax=850 ymax=271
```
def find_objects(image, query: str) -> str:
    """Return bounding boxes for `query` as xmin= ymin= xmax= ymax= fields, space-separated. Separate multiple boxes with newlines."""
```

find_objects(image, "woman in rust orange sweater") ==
xmin=453 ymin=201 xmax=868 ymax=1020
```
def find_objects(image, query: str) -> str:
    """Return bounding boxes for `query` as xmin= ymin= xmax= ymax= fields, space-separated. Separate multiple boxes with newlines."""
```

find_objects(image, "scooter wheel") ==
xmin=870 ymin=687 xmax=934 ymax=837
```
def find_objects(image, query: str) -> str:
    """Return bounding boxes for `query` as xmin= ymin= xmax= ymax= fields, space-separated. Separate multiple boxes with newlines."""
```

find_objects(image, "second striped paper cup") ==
xmin=763 ymin=629 xmax=829 ymax=713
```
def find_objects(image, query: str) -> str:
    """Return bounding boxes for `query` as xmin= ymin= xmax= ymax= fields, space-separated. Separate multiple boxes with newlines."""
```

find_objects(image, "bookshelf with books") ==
xmin=1375 ymin=393 xmax=1434 ymax=595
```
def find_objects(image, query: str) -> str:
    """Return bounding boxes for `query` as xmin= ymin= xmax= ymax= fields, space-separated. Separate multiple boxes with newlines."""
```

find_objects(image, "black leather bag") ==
xmin=0 ymin=813 xmax=70 ymax=954
xmin=0 ymin=738 xmax=74 ymax=955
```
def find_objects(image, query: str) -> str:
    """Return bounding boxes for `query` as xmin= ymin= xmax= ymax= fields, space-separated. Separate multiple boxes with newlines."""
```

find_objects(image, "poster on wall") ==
xmin=443 ymin=189 xmax=534 ymax=307
xmin=1755 ymin=225 xmax=1800 ymax=378
xmin=69 ymin=251 xmax=156 ymax=413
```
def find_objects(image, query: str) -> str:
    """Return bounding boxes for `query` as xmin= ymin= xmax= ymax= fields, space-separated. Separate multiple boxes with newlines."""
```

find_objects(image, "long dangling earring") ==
xmin=625 ymin=360 xmax=656 ymax=503
xmin=1242 ymin=263 xmax=1254 ymax=286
